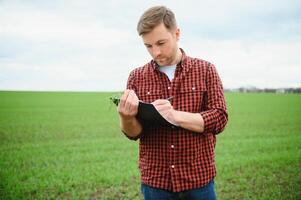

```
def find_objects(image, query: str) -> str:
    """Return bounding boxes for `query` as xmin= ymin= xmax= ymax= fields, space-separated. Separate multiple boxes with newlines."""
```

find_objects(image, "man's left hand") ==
xmin=152 ymin=99 xmax=179 ymax=126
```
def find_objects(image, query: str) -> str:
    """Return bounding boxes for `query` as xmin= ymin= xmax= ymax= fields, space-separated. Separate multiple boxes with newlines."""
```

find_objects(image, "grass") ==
xmin=216 ymin=93 xmax=301 ymax=199
xmin=0 ymin=91 xmax=300 ymax=199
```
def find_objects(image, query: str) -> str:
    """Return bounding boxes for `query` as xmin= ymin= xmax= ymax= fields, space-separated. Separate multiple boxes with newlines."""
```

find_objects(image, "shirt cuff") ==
xmin=201 ymin=110 xmax=217 ymax=134
xmin=201 ymin=109 xmax=228 ymax=135
xmin=121 ymin=129 xmax=141 ymax=141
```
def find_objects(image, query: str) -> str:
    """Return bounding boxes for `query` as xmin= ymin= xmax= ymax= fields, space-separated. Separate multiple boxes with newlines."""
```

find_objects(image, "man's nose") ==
xmin=152 ymin=46 xmax=161 ymax=57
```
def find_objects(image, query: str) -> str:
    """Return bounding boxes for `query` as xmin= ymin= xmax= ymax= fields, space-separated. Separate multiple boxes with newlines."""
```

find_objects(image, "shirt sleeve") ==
xmin=126 ymin=69 xmax=137 ymax=91
xmin=200 ymin=64 xmax=228 ymax=135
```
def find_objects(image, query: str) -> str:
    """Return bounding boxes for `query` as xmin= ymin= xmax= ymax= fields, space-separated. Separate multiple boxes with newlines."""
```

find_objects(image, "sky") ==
xmin=0 ymin=0 xmax=300 ymax=91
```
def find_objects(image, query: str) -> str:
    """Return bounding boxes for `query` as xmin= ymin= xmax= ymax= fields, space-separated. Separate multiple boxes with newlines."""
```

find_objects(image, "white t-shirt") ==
xmin=159 ymin=65 xmax=176 ymax=81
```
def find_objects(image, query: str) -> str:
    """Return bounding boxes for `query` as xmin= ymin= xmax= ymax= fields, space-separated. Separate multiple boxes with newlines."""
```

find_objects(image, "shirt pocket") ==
xmin=178 ymin=84 xmax=207 ymax=113
xmin=137 ymin=87 xmax=163 ymax=103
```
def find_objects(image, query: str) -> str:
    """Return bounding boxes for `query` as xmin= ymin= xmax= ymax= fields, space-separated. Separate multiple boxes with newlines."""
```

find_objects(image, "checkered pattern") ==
xmin=125 ymin=49 xmax=228 ymax=192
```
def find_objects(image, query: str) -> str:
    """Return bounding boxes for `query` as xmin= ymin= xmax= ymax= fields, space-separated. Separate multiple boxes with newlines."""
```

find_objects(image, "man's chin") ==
xmin=156 ymin=59 xmax=169 ymax=66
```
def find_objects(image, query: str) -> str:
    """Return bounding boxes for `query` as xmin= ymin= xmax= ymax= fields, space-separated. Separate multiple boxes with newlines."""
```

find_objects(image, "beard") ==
xmin=155 ymin=54 xmax=176 ymax=66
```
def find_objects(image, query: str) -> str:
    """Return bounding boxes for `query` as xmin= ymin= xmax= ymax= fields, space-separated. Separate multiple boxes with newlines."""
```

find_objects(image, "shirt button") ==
xmin=171 ymin=145 xmax=174 ymax=149
xmin=171 ymin=165 xmax=175 ymax=169
xmin=192 ymin=87 xmax=195 ymax=91
xmin=171 ymin=126 xmax=175 ymax=129
xmin=168 ymin=86 xmax=171 ymax=90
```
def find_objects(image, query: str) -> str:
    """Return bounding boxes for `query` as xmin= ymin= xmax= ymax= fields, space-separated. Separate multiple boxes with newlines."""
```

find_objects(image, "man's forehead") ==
xmin=143 ymin=37 xmax=169 ymax=45
xmin=142 ymin=33 xmax=172 ymax=44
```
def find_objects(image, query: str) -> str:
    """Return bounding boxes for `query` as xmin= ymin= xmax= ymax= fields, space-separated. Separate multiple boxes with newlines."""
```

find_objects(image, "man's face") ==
xmin=142 ymin=23 xmax=180 ymax=66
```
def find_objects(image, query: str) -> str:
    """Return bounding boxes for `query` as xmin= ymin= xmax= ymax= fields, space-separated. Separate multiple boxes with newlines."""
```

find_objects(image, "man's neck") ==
xmin=172 ymin=48 xmax=182 ymax=65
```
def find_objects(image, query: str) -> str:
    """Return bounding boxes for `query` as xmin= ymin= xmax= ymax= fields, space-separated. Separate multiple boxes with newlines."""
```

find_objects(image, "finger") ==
xmin=130 ymin=93 xmax=139 ymax=114
xmin=152 ymin=99 xmax=170 ymax=106
xmin=125 ymin=98 xmax=132 ymax=113
xmin=154 ymin=105 xmax=170 ymax=113
xmin=121 ymin=90 xmax=131 ymax=110
xmin=119 ymin=89 xmax=131 ymax=108
xmin=121 ymin=89 xmax=130 ymax=101
xmin=129 ymin=90 xmax=139 ymax=106
xmin=125 ymin=90 xmax=139 ymax=113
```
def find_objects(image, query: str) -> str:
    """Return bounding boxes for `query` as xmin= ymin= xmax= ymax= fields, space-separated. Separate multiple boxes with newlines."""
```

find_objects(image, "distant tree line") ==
xmin=224 ymin=87 xmax=301 ymax=93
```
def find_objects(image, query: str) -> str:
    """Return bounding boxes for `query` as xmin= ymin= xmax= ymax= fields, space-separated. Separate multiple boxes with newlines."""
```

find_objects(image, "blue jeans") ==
xmin=141 ymin=180 xmax=217 ymax=200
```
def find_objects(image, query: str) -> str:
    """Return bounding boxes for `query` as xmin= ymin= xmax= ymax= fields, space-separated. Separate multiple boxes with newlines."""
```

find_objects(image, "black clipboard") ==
xmin=136 ymin=101 xmax=175 ymax=127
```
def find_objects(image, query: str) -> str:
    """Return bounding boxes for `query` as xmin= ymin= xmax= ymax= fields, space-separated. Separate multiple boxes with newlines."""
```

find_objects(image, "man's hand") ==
xmin=152 ymin=99 xmax=179 ymax=126
xmin=117 ymin=89 xmax=142 ymax=138
xmin=118 ymin=89 xmax=139 ymax=119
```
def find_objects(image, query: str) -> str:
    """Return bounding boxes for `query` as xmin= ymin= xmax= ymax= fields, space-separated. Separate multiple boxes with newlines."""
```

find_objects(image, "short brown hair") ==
xmin=137 ymin=6 xmax=177 ymax=36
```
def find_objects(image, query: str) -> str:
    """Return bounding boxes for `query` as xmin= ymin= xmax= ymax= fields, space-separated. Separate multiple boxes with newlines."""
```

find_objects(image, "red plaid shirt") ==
xmin=125 ymin=49 xmax=228 ymax=192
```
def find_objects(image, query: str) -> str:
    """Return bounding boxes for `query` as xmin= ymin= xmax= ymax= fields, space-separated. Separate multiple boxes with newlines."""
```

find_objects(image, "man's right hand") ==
xmin=117 ymin=89 xmax=139 ymax=119
xmin=117 ymin=89 xmax=142 ymax=139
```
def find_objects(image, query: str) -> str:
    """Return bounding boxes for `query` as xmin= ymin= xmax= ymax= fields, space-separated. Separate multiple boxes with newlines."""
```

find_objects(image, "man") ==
xmin=117 ymin=6 xmax=228 ymax=200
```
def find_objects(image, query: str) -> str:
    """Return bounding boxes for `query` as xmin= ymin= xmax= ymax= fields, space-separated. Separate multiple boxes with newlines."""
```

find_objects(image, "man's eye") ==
xmin=158 ymin=42 xmax=164 ymax=46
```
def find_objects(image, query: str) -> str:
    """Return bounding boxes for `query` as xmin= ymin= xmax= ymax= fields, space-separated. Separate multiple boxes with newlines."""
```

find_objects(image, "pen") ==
xmin=166 ymin=96 xmax=173 ymax=101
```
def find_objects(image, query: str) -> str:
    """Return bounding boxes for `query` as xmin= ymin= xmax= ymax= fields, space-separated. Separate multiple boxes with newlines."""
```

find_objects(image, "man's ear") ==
xmin=175 ymin=28 xmax=180 ymax=41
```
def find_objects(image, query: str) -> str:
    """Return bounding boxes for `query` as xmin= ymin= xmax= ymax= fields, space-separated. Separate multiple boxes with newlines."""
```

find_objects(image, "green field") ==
xmin=0 ymin=91 xmax=300 ymax=200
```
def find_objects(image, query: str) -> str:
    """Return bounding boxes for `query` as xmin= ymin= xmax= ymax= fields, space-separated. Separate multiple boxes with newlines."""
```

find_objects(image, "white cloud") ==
xmin=0 ymin=0 xmax=300 ymax=91
xmin=184 ymin=39 xmax=301 ymax=88
xmin=0 ymin=6 xmax=132 ymax=49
